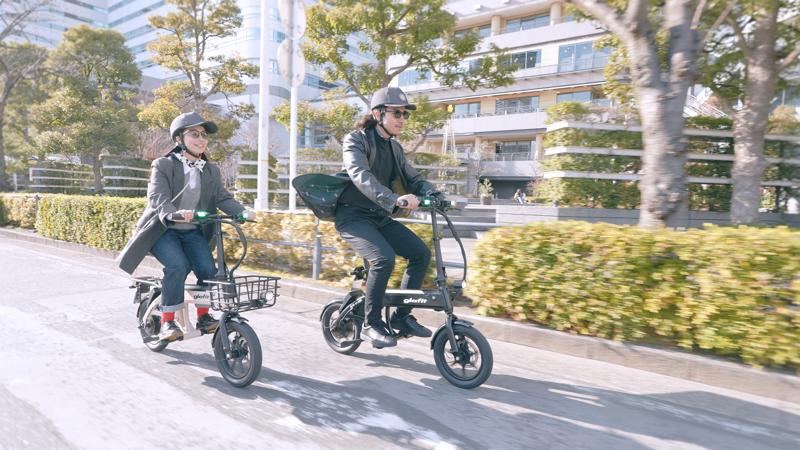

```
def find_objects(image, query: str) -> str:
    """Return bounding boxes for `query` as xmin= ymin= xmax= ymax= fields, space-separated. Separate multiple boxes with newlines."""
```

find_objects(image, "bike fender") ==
xmin=210 ymin=315 xmax=247 ymax=348
xmin=319 ymin=290 xmax=363 ymax=321
xmin=430 ymin=319 xmax=474 ymax=350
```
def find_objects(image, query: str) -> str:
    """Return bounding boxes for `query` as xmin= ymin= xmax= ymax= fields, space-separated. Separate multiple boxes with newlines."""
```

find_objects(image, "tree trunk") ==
xmin=637 ymin=87 xmax=690 ymax=228
xmin=92 ymin=153 xmax=103 ymax=193
xmin=0 ymin=105 xmax=7 ymax=192
xmin=730 ymin=5 xmax=779 ymax=224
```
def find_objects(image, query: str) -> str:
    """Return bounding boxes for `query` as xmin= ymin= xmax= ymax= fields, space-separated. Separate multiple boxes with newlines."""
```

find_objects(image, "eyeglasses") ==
xmin=183 ymin=130 xmax=208 ymax=139
xmin=385 ymin=109 xmax=411 ymax=120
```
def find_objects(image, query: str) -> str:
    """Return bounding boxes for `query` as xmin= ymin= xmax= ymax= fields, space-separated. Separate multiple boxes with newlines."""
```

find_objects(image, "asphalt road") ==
xmin=1 ymin=238 xmax=799 ymax=450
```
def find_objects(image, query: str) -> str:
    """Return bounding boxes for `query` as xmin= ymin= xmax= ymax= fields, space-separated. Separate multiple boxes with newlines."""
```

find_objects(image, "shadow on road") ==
xmin=161 ymin=348 xmax=800 ymax=450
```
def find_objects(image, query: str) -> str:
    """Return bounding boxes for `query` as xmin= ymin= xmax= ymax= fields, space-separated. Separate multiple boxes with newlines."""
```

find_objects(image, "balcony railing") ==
xmin=486 ymin=152 xmax=534 ymax=162
xmin=452 ymin=107 xmax=543 ymax=119
xmin=557 ymin=55 xmax=610 ymax=73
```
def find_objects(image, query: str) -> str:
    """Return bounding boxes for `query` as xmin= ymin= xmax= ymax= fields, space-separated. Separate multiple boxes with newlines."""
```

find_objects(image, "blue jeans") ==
xmin=335 ymin=204 xmax=431 ymax=328
xmin=150 ymin=228 xmax=215 ymax=312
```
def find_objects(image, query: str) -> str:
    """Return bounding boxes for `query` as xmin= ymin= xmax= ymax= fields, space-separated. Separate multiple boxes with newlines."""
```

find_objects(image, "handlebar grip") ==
xmin=397 ymin=199 xmax=408 ymax=208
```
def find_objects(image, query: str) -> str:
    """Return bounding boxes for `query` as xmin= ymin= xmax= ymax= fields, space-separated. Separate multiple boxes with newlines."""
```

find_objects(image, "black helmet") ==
xmin=169 ymin=111 xmax=218 ymax=140
xmin=370 ymin=87 xmax=416 ymax=111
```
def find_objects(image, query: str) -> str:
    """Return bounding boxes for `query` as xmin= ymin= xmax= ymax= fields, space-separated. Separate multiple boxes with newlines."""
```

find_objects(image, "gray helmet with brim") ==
xmin=169 ymin=111 xmax=219 ymax=139
xmin=370 ymin=87 xmax=416 ymax=111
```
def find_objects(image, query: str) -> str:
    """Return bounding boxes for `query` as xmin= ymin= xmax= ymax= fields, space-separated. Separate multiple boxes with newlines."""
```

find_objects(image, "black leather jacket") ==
xmin=341 ymin=127 xmax=435 ymax=214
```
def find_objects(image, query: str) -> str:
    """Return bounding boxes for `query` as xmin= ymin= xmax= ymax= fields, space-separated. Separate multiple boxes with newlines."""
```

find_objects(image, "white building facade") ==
xmin=386 ymin=0 xmax=613 ymax=199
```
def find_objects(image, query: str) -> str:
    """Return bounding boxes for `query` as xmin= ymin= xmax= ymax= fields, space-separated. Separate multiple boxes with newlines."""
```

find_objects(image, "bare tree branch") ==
xmin=778 ymin=45 xmax=800 ymax=72
xmin=728 ymin=15 xmax=750 ymax=59
xmin=0 ymin=0 xmax=51 ymax=43
xmin=699 ymin=1 xmax=733 ymax=46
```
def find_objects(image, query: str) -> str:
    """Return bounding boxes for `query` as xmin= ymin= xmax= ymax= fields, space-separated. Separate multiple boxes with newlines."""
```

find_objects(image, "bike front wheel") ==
xmin=137 ymin=296 xmax=168 ymax=353
xmin=321 ymin=301 xmax=362 ymax=355
xmin=213 ymin=320 xmax=262 ymax=388
xmin=433 ymin=324 xmax=493 ymax=389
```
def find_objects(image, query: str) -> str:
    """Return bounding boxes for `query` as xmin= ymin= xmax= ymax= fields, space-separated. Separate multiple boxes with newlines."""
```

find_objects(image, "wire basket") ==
xmin=206 ymin=275 xmax=280 ymax=312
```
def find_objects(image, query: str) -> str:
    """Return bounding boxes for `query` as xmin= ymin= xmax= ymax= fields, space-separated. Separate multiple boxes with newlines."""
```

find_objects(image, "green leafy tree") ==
xmin=0 ymin=43 xmax=47 ymax=190
xmin=700 ymin=0 xmax=800 ymax=223
xmin=138 ymin=0 xmax=258 ymax=162
xmin=569 ymin=0 xmax=731 ymax=228
xmin=301 ymin=0 xmax=511 ymax=154
xmin=272 ymin=91 xmax=446 ymax=154
xmin=30 ymin=25 xmax=140 ymax=192
xmin=272 ymin=89 xmax=362 ymax=147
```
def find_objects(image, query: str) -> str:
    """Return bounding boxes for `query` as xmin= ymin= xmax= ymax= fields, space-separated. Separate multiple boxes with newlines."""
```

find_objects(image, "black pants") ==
xmin=335 ymin=204 xmax=431 ymax=328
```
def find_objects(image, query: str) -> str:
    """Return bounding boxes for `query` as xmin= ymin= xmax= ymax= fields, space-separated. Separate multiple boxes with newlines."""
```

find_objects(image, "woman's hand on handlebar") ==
xmin=169 ymin=210 xmax=195 ymax=222
xmin=396 ymin=194 xmax=420 ymax=210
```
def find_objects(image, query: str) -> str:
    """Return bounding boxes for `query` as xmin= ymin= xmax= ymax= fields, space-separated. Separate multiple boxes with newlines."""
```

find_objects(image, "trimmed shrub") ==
xmin=0 ymin=193 xmax=40 ymax=228
xmin=36 ymin=194 xmax=146 ymax=250
xmin=468 ymin=221 xmax=800 ymax=371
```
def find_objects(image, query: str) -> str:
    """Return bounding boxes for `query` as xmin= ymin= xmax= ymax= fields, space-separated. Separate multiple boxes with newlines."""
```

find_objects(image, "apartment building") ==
xmin=386 ymin=0 xmax=612 ymax=199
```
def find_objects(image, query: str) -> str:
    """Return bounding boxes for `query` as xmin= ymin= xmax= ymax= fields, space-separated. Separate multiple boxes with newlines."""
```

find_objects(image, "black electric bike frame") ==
xmin=325 ymin=197 xmax=470 ymax=351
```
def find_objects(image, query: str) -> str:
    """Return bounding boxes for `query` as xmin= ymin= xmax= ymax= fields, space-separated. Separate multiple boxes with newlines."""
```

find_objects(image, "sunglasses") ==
xmin=385 ymin=109 xmax=411 ymax=120
xmin=183 ymin=130 xmax=208 ymax=139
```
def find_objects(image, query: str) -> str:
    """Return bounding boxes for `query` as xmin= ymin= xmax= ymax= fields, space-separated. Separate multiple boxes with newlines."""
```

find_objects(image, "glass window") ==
xmin=525 ymin=51 xmax=540 ymax=69
xmin=558 ymin=44 xmax=575 ymax=72
xmin=496 ymin=96 xmax=539 ymax=114
xmin=511 ymin=53 xmax=526 ymax=69
xmin=272 ymin=31 xmax=286 ymax=42
xmin=496 ymin=141 xmax=532 ymax=155
xmin=453 ymin=102 xmax=480 ymax=117
xmin=556 ymin=91 xmax=593 ymax=103
xmin=520 ymin=14 xmax=549 ymax=30
xmin=398 ymin=69 xmax=431 ymax=86
xmin=506 ymin=14 xmax=549 ymax=33
xmin=574 ymin=42 xmax=593 ymax=70
xmin=454 ymin=25 xmax=491 ymax=40
xmin=559 ymin=41 xmax=610 ymax=72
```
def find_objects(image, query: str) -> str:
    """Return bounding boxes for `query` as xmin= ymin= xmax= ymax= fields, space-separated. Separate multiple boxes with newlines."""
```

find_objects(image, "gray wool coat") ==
xmin=116 ymin=152 xmax=245 ymax=275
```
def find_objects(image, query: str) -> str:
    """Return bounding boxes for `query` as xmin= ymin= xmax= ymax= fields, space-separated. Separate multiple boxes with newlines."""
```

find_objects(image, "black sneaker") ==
xmin=361 ymin=324 xmax=397 ymax=348
xmin=159 ymin=320 xmax=183 ymax=342
xmin=196 ymin=314 xmax=219 ymax=333
xmin=390 ymin=314 xmax=432 ymax=338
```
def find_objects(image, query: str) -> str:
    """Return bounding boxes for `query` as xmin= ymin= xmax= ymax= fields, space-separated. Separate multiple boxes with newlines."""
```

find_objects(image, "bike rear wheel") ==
xmin=321 ymin=301 xmax=362 ymax=355
xmin=433 ymin=324 xmax=493 ymax=389
xmin=137 ymin=296 xmax=168 ymax=353
xmin=213 ymin=320 xmax=262 ymax=387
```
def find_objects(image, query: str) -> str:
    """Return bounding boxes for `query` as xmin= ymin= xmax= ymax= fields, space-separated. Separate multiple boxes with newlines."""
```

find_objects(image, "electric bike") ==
xmin=320 ymin=196 xmax=493 ymax=389
xmin=130 ymin=211 xmax=279 ymax=388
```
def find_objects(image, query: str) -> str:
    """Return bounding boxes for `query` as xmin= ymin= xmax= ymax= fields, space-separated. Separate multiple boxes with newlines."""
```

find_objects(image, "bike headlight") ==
xmin=195 ymin=210 xmax=208 ymax=219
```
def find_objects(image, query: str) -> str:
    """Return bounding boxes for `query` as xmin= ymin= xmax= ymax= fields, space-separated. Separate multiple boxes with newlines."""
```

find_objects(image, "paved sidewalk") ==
xmin=2 ymin=225 xmax=798 ymax=403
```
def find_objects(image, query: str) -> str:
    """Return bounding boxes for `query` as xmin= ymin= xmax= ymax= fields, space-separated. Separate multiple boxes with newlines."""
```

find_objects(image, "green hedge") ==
xmin=2 ymin=193 xmax=434 ymax=286
xmin=0 ymin=193 xmax=40 ymax=228
xmin=468 ymin=221 xmax=800 ymax=371
xmin=36 ymin=194 xmax=146 ymax=250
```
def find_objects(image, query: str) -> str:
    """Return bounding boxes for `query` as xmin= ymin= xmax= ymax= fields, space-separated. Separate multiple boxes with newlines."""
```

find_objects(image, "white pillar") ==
xmin=535 ymin=134 xmax=545 ymax=160
xmin=550 ymin=2 xmax=563 ymax=25
xmin=288 ymin=85 xmax=298 ymax=211
xmin=490 ymin=15 xmax=502 ymax=36
xmin=255 ymin=2 xmax=271 ymax=210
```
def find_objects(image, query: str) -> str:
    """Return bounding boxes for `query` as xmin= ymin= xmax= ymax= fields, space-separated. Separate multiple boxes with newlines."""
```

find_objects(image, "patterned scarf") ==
xmin=174 ymin=151 xmax=206 ymax=172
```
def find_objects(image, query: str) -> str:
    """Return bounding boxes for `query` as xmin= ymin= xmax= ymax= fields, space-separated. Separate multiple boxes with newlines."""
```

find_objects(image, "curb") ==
xmin=2 ymin=226 xmax=798 ymax=403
